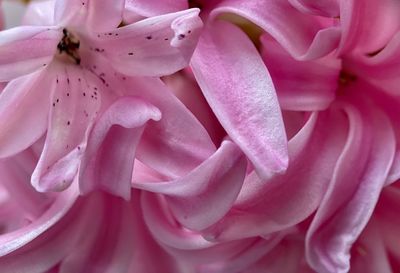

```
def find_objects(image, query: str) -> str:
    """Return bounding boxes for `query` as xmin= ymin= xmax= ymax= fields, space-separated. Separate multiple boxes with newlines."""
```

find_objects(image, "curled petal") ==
xmin=191 ymin=21 xmax=288 ymax=179
xmin=133 ymin=140 xmax=247 ymax=230
xmin=211 ymin=0 xmax=341 ymax=60
xmin=306 ymin=97 xmax=396 ymax=273
xmin=92 ymin=8 xmax=203 ymax=77
xmin=80 ymin=97 xmax=161 ymax=200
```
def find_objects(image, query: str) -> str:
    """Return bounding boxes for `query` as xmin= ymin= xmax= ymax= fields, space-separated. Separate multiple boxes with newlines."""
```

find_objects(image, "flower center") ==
xmin=339 ymin=70 xmax=357 ymax=86
xmin=57 ymin=28 xmax=81 ymax=65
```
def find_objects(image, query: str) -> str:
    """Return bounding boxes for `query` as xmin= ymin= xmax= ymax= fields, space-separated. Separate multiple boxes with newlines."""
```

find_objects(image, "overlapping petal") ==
xmin=306 ymin=93 xmax=396 ymax=273
xmin=191 ymin=21 xmax=288 ymax=179
xmin=133 ymin=140 xmax=246 ymax=230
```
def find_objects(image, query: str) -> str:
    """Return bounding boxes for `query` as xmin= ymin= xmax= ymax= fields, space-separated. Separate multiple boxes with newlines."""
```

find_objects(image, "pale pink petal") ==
xmin=0 ymin=70 xmax=50 ymax=158
xmin=31 ymin=64 xmax=102 ymax=192
xmin=80 ymin=97 xmax=161 ymax=200
xmin=133 ymin=140 xmax=246 ymax=230
xmin=22 ymin=0 xmax=55 ymax=26
xmin=0 ymin=26 xmax=60 ymax=81
xmin=0 ymin=150 xmax=51 ymax=220
xmin=306 ymin=97 xmax=396 ymax=273
xmin=211 ymin=0 xmax=341 ymax=60
xmin=125 ymin=0 xmax=188 ymax=17
xmin=54 ymin=0 xmax=124 ymax=32
xmin=191 ymin=21 xmax=288 ymax=179
xmin=91 ymin=8 xmax=203 ymax=77
xmin=202 ymin=110 xmax=348 ymax=241
xmin=261 ymin=35 xmax=340 ymax=111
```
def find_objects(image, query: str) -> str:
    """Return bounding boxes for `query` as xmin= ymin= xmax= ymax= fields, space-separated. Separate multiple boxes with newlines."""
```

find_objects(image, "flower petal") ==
xmin=202 ymin=110 xmax=348 ymax=241
xmin=22 ymin=0 xmax=55 ymax=26
xmin=54 ymin=0 xmax=124 ymax=32
xmin=306 ymin=96 xmax=396 ymax=273
xmin=80 ymin=97 xmax=161 ymax=200
xmin=125 ymin=0 xmax=188 ymax=17
xmin=191 ymin=21 xmax=288 ymax=179
xmin=0 ymin=70 xmax=50 ymax=158
xmin=124 ymin=77 xmax=216 ymax=178
xmin=261 ymin=35 xmax=340 ymax=111
xmin=133 ymin=140 xmax=247 ymax=230
xmin=92 ymin=8 xmax=203 ymax=77
xmin=31 ymin=64 xmax=101 ymax=192
xmin=211 ymin=0 xmax=341 ymax=60
xmin=0 ymin=26 xmax=60 ymax=81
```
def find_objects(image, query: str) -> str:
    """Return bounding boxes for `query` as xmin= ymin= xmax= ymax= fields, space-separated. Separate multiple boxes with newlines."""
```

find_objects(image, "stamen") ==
xmin=57 ymin=28 xmax=81 ymax=65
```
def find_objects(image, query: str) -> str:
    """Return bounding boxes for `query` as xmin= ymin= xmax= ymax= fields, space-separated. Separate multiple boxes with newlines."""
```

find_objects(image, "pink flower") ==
xmin=0 ymin=0 xmax=204 ymax=199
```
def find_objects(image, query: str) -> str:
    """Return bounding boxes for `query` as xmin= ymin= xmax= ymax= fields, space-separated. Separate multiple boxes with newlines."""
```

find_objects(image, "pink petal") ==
xmin=124 ymin=77 xmax=216 ymax=178
xmin=0 ymin=70 xmax=50 ymax=158
xmin=22 ymin=0 xmax=55 ymax=26
xmin=191 ymin=21 xmax=288 ymax=179
xmin=211 ymin=0 xmax=341 ymax=60
xmin=54 ymin=0 xmax=124 ymax=32
xmin=0 ymin=182 xmax=78 ymax=257
xmin=338 ymin=0 xmax=400 ymax=55
xmin=80 ymin=97 xmax=161 ymax=200
xmin=0 ymin=26 xmax=60 ymax=81
xmin=125 ymin=0 xmax=188 ymax=17
xmin=261 ymin=35 xmax=340 ymax=111
xmin=91 ymin=8 xmax=203 ymax=77
xmin=202 ymin=110 xmax=348 ymax=241
xmin=59 ymin=193 xmax=135 ymax=273
xmin=350 ymin=218 xmax=392 ymax=273
xmin=306 ymin=97 xmax=396 ymax=273
xmin=288 ymin=0 xmax=340 ymax=17
xmin=31 ymin=64 xmax=101 ymax=192
xmin=133 ymin=140 xmax=246 ymax=230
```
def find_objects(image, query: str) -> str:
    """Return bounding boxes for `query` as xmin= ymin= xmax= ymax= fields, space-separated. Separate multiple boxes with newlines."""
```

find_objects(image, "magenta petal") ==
xmin=306 ymin=100 xmax=396 ymax=273
xmin=125 ymin=0 xmax=188 ymax=17
xmin=211 ymin=0 xmax=341 ymax=60
xmin=261 ymin=36 xmax=340 ymax=111
xmin=0 ymin=70 xmax=50 ymax=158
xmin=191 ymin=21 xmax=288 ymax=179
xmin=80 ymin=97 xmax=161 ymax=200
xmin=133 ymin=140 xmax=247 ymax=230
xmin=288 ymin=0 xmax=340 ymax=17
xmin=0 ymin=26 xmax=60 ymax=81
xmin=31 ymin=65 xmax=101 ymax=192
xmin=94 ymin=9 xmax=203 ymax=77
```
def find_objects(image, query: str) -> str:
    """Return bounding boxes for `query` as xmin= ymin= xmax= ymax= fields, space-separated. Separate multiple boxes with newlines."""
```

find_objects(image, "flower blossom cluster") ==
xmin=0 ymin=0 xmax=400 ymax=272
